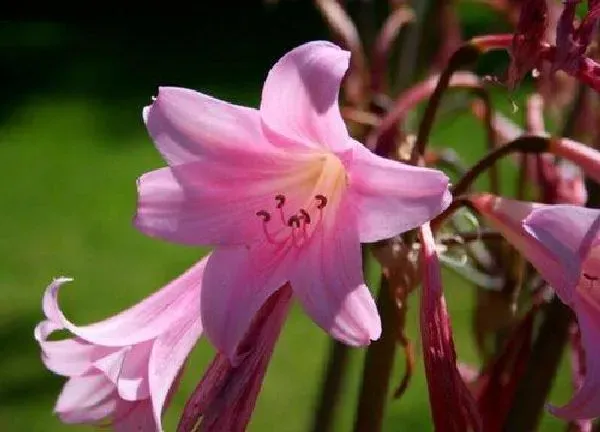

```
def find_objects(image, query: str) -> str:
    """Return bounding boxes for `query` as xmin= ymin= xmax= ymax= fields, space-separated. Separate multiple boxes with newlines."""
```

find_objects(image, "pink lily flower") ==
xmin=419 ymin=223 xmax=481 ymax=431
xmin=135 ymin=41 xmax=451 ymax=360
xmin=177 ymin=285 xmax=292 ymax=432
xmin=471 ymin=194 xmax=600 ymax=419
xmin=34 ymin=258 xmax=207 ymax=431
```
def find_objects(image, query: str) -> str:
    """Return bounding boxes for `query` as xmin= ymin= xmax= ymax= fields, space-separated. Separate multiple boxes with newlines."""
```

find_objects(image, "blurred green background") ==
xmin=0 ymin=3 xmax=575 ymax=431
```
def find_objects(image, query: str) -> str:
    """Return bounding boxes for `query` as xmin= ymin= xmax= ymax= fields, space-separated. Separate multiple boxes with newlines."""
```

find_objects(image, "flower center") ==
xmin=254 ymin=152 xmax=347 ymax=248
xmin=256 ymin=194 xmax=328 ymax=248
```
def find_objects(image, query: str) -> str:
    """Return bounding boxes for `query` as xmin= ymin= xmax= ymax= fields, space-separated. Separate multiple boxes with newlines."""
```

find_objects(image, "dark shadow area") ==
xmin=0 ymin=4 xmax=510 ymax=133
xmin=0 ymin=5 xmax=329 ymax=143
xmin=0 ymin=315 xmax=63 ymax=405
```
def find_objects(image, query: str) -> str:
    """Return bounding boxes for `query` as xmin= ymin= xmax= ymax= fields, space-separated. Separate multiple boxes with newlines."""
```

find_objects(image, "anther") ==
xmin=315 ymin=194 xmax=328 ymax=209
xmin=256 ymin=210 xmax=271 ymax=222
xmin=275 ymin=194 xmax=286 ymax=208
xmin=287 ymin=215 xmax=301 ymax=228
xmin=584 ymin=273 xmax=599 ymax=281
xmin=299 ymin=209 xmax=311 ymax=224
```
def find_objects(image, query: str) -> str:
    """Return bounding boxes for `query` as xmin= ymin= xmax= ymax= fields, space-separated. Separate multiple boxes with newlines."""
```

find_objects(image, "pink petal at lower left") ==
xmin=148 ymin=310 xmax=203 ymax=428
xmin=41 ymin=258 xmax=205 ymax=347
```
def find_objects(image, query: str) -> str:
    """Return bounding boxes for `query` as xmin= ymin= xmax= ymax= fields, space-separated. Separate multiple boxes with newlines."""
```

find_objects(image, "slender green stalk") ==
xmin=310 ymin=340 xmax=351 ymax=432
xmin=353 ymin=277 xmax=400 ymax=432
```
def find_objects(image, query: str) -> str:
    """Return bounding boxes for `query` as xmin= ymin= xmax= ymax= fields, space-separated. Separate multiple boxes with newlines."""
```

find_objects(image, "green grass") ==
xmin=0 ymin=83 xmax=574 ymax=431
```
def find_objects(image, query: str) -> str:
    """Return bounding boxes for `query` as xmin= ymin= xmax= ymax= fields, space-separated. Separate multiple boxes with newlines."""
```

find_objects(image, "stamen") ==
xmin=584 ymin=272 xmax=599 ymax=281
xmin=299 ymin=209 xmax=311 ymax=224
xmin=256 ymin=210 xmax=271 ymax=222
xmin=287 ymin=215 xmax=301 ymax=228
xmin=315 ymin=194 xmax=328 ymax=209
xmin=275 ymin=194 xmax=286 ymax=208
xmin=256 ymin=194 xmax=325 ymax=248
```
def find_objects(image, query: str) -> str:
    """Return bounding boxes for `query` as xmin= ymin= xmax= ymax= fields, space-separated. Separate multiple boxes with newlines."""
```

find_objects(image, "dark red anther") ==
xmin=256 ymin=210 xmax=271 ymax=222
xmin=287 ymin=215 xmax=301 ymax=228
xmin=275 ymin=194 xmax=286 ymax=208
xmin=315 ymin=194 xmax=328 ymax=209
xmin=583 ymin=272 xmax=598 ymax=281
xmin=299 ymin=209 xmax=311 ymax=224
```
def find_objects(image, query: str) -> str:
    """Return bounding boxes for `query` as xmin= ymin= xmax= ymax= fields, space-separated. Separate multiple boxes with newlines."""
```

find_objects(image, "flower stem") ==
xmin=502 ymin=297 xmax=573 ymax=431
xmin=310 ymin=340 xmax=351 ymax=432
xmin=411 ymin=43 xmax=480 ymax=164
xmin=311 ymin=245 xmax=371 ymax=431
xmin=353 ymin=276 xmax=400 ymax=432
xmin=451 ymin=136 xmax=549 ymax=197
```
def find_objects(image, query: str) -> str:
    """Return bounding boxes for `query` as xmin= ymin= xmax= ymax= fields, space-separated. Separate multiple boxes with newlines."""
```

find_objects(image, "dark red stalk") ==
xmin=314 ymin=0 xmax=369 ymax=106
xmin=474 ymin=307 xmax=537 ymax=432
xmin=411 ymin=44 xmax=480 ymax=164
xmin=419 ymin=223 xmax=482 ymax=431
xmin=371 ymin=6 xmax=414 ymax=95
xmin=503 ymin=297 xmax=574 ymax=431
xmin=367 ymin=71 xmax=481 ymax=156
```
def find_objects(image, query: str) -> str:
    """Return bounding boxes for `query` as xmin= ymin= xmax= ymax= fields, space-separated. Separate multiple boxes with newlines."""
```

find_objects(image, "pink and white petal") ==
xmin=117 ymin=342 xmax=153 ymax=401
xmin=525 ymin=205 xmax=600 ymax=264
xmin=35 ymin=319 xmax=109 ymax=377
xmin=134 ymin=152 xmax=318 ymax=247
xmin=260 ymin=41 xmax=351 ymax=152
xmin=549 ymin=297 xmax=600 ymax=420
xmin=148 ymin=314 xmax=203 ymax=429
xmin=289 ymin=202 xmax=381 ymax=345
xmin=348 ymin=144 xmax=451 ymax=243
xmin=42 ymin=258 xmax=205 ymax=347
xmin=201 ymin=245 xmax=291 ymax=363
xmin=55 ymin=374 xmax=117 ymax=421
xmin=94 ymin=349 xmax=127 ymax=385
xmin=113 ymin=399 xmax=157 ymax=432
xmin=59 ymin=398 xmax=118 ymax=425
xmin=145 ymin=87 xmax=272 ymax=166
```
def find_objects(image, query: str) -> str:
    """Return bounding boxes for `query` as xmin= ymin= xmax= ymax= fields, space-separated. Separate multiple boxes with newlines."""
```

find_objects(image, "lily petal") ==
xmin=34 ymin=320 xmax=110 ymax=377
xmin=42 ymin=259 xmax=205 ymax=347
xmin=117 ymin=342 xmax=152 ymax=402
xmin=549 ymin=296 xmax=600 ymax=420
xmin=148 ymin=312 xmax=203 ymax=428
xmin=289 ymin=201 xmax=381 ymax=345
xmin=260 ymin=41 xmax=351 ymax=152
xmin=144 ymin=87 xmax=270 ymax=166
xmin=134 ymin=154 xmax=314 ymax=247
xmin=200 ymin=246 xmax=290 ymax=362
xmin=55 ymin=374 xmax=117 ymax=422
xmin=470 ymin=194 xmax=575 ymax=299
xmin=349 ymin=144 xmax=451 ymax=243
xmin=524 ymin=205 xmax=600 ymax=265
xmin=93 ymin=350 xmax=127 ymax=385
